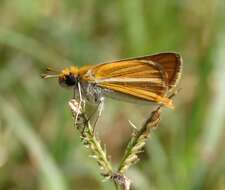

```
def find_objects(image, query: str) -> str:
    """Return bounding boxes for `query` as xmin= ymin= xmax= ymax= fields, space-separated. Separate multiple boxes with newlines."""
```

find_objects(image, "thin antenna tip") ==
xmin=46 ymin=67 xmax=53 ymax=71
xmin=40 ymin=74 xmax=59 ymax=79
xmin=40 ymin=74 xmax=48 ymax=79
xmin=41 ymin=67 xmax=59 ymax=79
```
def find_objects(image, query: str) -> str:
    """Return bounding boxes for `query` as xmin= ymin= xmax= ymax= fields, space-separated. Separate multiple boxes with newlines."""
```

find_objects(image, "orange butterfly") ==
xmin=42 ymin=52 xmax=182 ymax=114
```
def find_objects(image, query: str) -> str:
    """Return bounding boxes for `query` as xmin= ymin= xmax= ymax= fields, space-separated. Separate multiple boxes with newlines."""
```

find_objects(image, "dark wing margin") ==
xmin=136 ymin=53 xmax=182 ymax=91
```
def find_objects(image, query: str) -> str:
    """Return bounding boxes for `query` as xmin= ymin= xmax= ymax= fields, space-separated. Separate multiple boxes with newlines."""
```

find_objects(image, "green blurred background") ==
xmin=0 ymin=0 xmax=225 ymax=190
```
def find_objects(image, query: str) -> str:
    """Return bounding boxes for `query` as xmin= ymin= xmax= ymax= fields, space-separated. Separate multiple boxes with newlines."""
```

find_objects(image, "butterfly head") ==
xmin=41 ymin=66 xmax=79 ymax=88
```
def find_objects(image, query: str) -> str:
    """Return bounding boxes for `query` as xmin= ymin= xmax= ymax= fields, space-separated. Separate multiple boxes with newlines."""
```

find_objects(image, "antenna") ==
xmin=41 ymin=67 xmax=60 ymax=79
xmin=40 ymin=74 xmax=59 ymax=79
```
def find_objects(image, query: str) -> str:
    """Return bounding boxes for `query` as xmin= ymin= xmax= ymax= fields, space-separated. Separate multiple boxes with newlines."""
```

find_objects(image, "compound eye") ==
xmin=65 ymin=74 xmax=77 ymax=86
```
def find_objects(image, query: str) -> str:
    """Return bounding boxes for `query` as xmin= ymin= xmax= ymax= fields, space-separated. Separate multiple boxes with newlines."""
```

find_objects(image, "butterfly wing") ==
xmin=82 ymin=53 xmax=182 ymax=108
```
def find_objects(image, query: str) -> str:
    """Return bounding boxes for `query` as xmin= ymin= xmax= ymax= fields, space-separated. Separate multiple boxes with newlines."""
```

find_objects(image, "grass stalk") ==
xmin=68 ymin=99 xmax=162 ymax=190
xmin=118 ymin=107 xmax=161 ymax=174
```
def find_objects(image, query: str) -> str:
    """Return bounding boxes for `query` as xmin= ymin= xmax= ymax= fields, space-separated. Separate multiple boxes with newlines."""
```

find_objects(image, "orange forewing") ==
xmin=81 ymin=53 xmax=182 ymax=108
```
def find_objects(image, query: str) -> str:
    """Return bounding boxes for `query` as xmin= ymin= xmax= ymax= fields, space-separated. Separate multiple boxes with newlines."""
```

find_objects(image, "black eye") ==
xmin=65 ymin=74 xmax=77 ymax=86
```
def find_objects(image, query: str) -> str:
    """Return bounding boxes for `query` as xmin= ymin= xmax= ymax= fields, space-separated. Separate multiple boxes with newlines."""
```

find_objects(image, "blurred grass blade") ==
xmin=120 ymin=0 xmax=148 ymax=53
xmin=201 ymin=34 xmax=225 ymax=159
xmin=0 ymin=28 xmax=70 ymax=66
xmin=191 ymin=30 xmax=225 ymax=190
xmin=0 ymin=98 xmax=69 ymax=190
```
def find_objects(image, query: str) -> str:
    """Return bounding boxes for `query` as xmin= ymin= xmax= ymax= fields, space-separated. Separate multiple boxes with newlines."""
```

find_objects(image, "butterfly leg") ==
xmin=75 ymin=82 xmax=86 ymax=127
xmin=85 ymin=97 xmax=104 ymax=133
xmin=92 ymin=97 xmax=104 ymax=132
xmin=76 ymin=98 xmax=103 ymax=135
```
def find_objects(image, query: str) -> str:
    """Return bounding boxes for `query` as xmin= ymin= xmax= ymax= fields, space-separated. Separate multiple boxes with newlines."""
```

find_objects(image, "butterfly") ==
xmin=42 ymin=52 xmax=182 ymax=122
